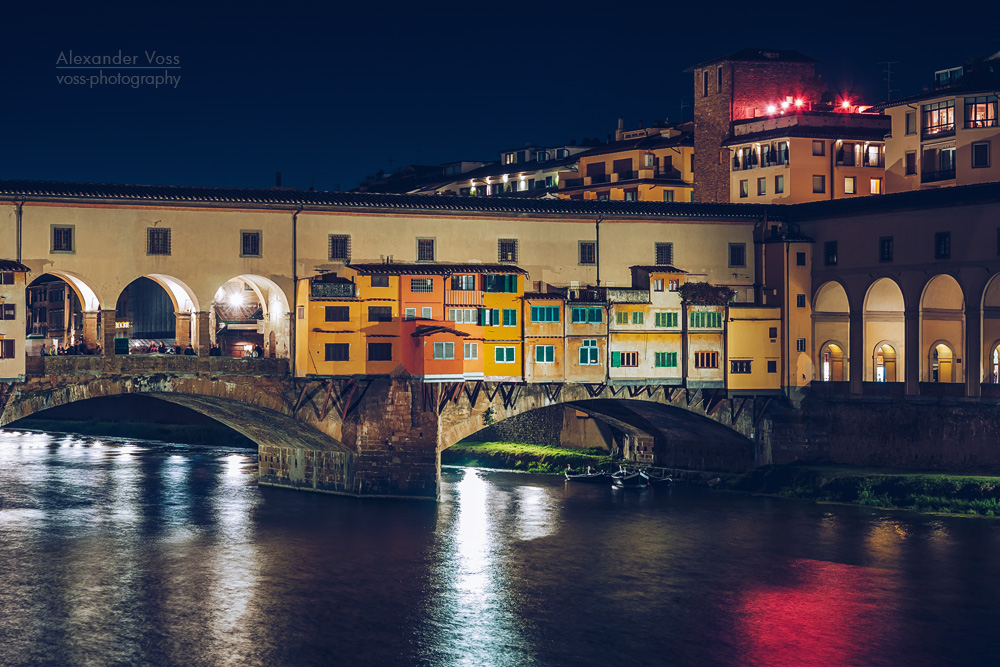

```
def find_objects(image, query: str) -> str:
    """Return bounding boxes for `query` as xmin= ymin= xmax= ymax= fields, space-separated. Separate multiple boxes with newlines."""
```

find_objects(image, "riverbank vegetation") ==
xmin=722 ymin=464 xmax=1000 ymax=516
xmin=442 ymin=441 xmax=611 ymax=473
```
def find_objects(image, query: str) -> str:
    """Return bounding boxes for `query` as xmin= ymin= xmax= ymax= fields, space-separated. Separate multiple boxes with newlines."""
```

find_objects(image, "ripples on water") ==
xmin=2 ymin=430 xmax=1000 ymax=666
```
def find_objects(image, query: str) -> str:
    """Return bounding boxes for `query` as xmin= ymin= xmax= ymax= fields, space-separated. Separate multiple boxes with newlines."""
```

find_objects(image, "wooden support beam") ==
xmin=485 ymin=382 xmax=503 ymax=402
xmin=753 ymin=397 xmax=773 ymax=427
xmin=585 ymin=383 xmax=606 ymax=398
xmin=319 ymin=380 xmax=334 ymax=421
xmin=628 ymin=385 xmax=646 ymax=398
xmin=339 ymin=379 xmax=359 ymax=420
xmin=292 ymin=381 xmax=311 ymax=414
xmin=464 ymin=380 xmax=483 ymax=408
xmin=609 ymin=385 xmax=625 ymax=397
xmin=645 ymin=385 xmax=661 ymax=398
xmin=706 ymin=390 xmax=725 ymax=416
xmin=732 ymin=397 xmax=749 ymax=424
xmin=542 ymin=383 xmax=563 ymax=402
xmin=685 ymin=388 xmax=700 ymax=407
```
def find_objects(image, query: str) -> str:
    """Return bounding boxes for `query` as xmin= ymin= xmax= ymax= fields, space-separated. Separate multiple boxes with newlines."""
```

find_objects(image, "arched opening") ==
xmin=864 ymin=279 xmax=905 ymax=384
xmin=920 ymin=275 xmax=964 ymax=383
xmin=25 ymin=272 xmax=102 ymax=355
xmin=211 ymin=275 xmax=290 ymax=358
xmin=929 ymin=342 xmax=955 ymax=383
xmin=981 ymin=275 xmax=1000 ymax=384
xmin=115 ymin=275 xmax=199 ymax=354
xmin=991 ymin=343 xmax=1000 ymax=384
xmin=819 ymin=342 xmax=846 ymax=382
xmin=813 ymin=282 xmax=850 ymax=383
xmin=874 ymin=343 xmax=897 ymax=382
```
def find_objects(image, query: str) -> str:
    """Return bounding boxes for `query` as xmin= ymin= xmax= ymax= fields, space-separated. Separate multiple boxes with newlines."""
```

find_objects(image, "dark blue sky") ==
xmin=1 ymin=2 xmax=996 ymax=191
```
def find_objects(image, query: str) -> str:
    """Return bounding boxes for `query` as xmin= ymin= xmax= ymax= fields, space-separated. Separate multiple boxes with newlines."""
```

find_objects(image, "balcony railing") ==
xmin=615 ymin=170 xmax=636 ymax=181
xmin=444 ymin=290 xmax=484 ymax=306
xmin=563 ymin=178 xmax=583 ymax=187
xmin=922 ymin=125 xmax=955 ymax=140
xmin=589 ymin=174 xmax=609 ymax=184
xmin=921 ymin=167 xmax=956 ymax=183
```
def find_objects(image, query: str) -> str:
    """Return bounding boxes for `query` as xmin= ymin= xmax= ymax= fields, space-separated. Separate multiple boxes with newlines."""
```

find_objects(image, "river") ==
xmin=1 ymin=429 xmax=999 ymax=666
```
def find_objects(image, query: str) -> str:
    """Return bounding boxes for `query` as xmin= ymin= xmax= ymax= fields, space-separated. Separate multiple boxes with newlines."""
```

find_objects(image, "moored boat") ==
xmin=565 ymin=466 xmax=611 ymax=483
xmin=611 ymin=470 xmax=649 ymax=489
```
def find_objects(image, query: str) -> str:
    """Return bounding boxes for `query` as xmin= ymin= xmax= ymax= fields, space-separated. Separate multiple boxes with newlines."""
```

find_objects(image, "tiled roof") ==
xmin=348 ymin=262 xmax=529 ymax=275
xmin=722 ymin=125 xmax=888 ymax=146
xmin=629 ymin=265 xmax=689 ymax=273
xmin=574 ymin=133 xmax=691 ymax=160
xmin=781 ymin=180 xmax=1000 ymax=221
xmin=0 ymin=179 xmax=767 ymax=219
xmin=0 ymin=260 xmax=31 ymax=272
xmin=411 ymin=325 xmax=469 ymax=338
xmin=523 ymin=292 xmax=565 ymax=300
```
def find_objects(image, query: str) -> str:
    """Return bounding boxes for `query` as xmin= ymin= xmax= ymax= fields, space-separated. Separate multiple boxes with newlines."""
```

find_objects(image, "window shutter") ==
xmin=611 ymin=351 xmax=621 ymax=367
xmin=491 ymin=309 xmax=500 ymax=326
xmin=589 ymin=347 xmax=599 ymax=364
xmin=505 ymin=347 xmax=515 ymax=362
xmin=494 ymin=346 xmax=504 ymax=362
xmin=1 ymin=339 xmax=13 ymax=359
xmin=535 ymin=346 xmax=544 ymax=362
xmin=579 ymin=346 xmax=588 ymax=364
xmin=545 ymin=346 xmax=554 ymax=363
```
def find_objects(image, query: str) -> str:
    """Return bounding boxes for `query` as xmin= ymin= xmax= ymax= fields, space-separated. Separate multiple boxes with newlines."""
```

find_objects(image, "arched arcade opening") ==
xmin=25 ymin=272 xmax=102 ymax=355
xmin=211 ymin=275 xmax=290 ymax=358
xmin=864 ymin=278 xmax=905 ymax=383
xmin=920 ymin=275 xmax=964 ymax=383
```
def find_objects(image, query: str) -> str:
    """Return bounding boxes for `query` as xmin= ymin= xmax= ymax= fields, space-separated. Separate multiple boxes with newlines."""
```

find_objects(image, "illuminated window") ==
xmin=757 ymin=177 xmax=766 ymax=196
xmin=870 ymin=178 xmax=883 ymax=194
xmin=844 ymin=176 xmax=856 ymax=195
xmin=796 ymin=338 xmax=806 ymax=353
xmin=739 ymin=180 xmax=749 ymax=198
xmin=812 ymin=175 xmax=825 ymax=193
xmin=922 ymin=99 xmax=955 ymax=136
xmin=1 ymin=304 xmax=15 ymax=320
xmin=775 ymin=175 xmax=784 ymax=194
xmin=663 ymin=190 xmax=674 ymax=202
xmin=965 ymin=95 xmax=998 ymax=128
xmin=812 ymin=141 xmax=825 ymax=156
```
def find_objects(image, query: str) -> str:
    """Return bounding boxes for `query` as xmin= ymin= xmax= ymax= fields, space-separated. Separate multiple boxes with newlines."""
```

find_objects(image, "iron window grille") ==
xmin=52 ymin=226 xmax=73 ymax=253
xmin=655 ymin=242 xmax=673 ymax=265
xmin=147 ymin=228 xmax=171 ymax=255
xmin=498 ymin=239 xmax=518 ymax=263
xmin=329 ymin=235 xmax=351 ymax=262
xmin=241 ymin=231 xmax=261 ymax=257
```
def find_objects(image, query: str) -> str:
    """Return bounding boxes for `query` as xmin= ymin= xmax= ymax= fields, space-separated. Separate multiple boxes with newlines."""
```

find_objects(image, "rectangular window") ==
xmin=935 ymin=231 xmax=951 ymax=259
xmin=570 ymin=307 xmax=602 ymax=323
xmin=767 ymin=360 xmax=778 ymax=373
xmin=702 ymin=70 xmax=709 ymax=97
xmin=844 ymin=176 xmax=856 ymax=195
xmin=530 ymin=306 xmax=560 ymax=323
xmin=483 ymin=274 xmax=518 ymax=293
xmin=147 ymin=227 xmax=171 ymax=255
xmin=410 ymin=278 xmax=433 ymax=293
xmin=502 ymin=309 xmax=517 ymax=326
xmin=654 ymin=312 xmax=678 ymax=327
xmin=812 ymin=141 xmax=825 ymax=156
xmin=870 ymin=178 xmax=883 ymax=195
xmin=729 ymin=243 xmax=746 ymax=268
xmin=404 ymin=308 xmax=416 ymax=320
xmin=905 ymin=151 xmax=917 ymax=175
xmin=879 ymin=237 xmax=894 ymax=263
xmin=371 ymin=275 xmax=389 ymax=288
xmin=325 ymin=343 xmax=349 ymax=361
xmin=757 ymin=177 xmax=766 ymax=196
xmin=796 ymin=338 xmax=806 ymax=353
xmin=653 ymin=279 xmax=664 ymax=292
xmin=690 ymin=312 xmax=723 ymax=328
xmin=769 ymin=327 xmax=777 ymax=339
xmin=796 ymin=294 xmax=806 ymax=308
xmin=668 ymin=279 xmax=679 ymax=291
xmin=0 ymin=339 xmax=14 ymax=359
xmin=1 ymin=304 xmax=15 ymax=320
xmin=663 ymin=190 xmax=674 ymax=202
xmin=535 ymin=345 xmax=555 ymax=363
xmin=654 ymin=351 xmax=678 ymax=368
xmin=717 ymin=66 xmax=723 ymax=90
xmin=241 ymin=230 xmax=261 ymax=257
xmin=739 ymin=179 xmax=749 ymax=198
xmin=922 ymin=99 xmax=955 ymax=136
xmin=612 ymin=351 xmax=639 ymax=367
xmin=972 ymin=142 xmax=991 ymax=168
xmin=368 ymin=306 xmax=392 ymax=322
xmin=905 ymin=110 xmax=916 ymax=135
xmin=494 ymin=346 xmax=515 ymax=363
xmin=325 ymin=306 xmax=350 ymax=322
xmin=368 ymin=343 xmax=392 ymax=361
xmin=579 ymin=339 xmax=599 ymax=365
xmin=422 ymin=306 xmax=432 ymax=319
xmin=730 ymin=360 xmax=752 ymax=374
xmin=579 ymin=241 xmax=596 ymax=265
xmin=464 ymin=342 xmax=478 ymax=360
xmin=631 ymin=311 xmax=644 ymax=325
xmin=694 ymin=351 xmax=718 ymax=369
xmin=812 ymin=175 xmax=825 ymax=193
xmin=451 ymin=275 xmax=476 ymax=291
xmin=329 ymin=234 xmax=351 ymax=261
xmin=965 ymin=95 xmax=998 ymax=128
xmin=655 ymin=242 xmax=673 ymax=265
xmin=824 ymin=241 xmax=838 ymax=266
xmin=616 ymin=311 xmax=628 ymax=325
xmin=447 ymin=308 xmax=478 ymax=323
xmin=796 ymin=251 xmax=806 ymax=266
xmin=498 ymin=238 xmax=518 ymax=263
xmin=416 ymin=238 xmax=435 ymax=261
xmin=52 ymin=226 xmax=74 ymax=253
xmin=433 ymin=342 xmax=455 ymax=360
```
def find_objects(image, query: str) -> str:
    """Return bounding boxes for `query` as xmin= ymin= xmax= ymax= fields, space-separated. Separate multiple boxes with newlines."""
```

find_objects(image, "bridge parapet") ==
xmin=24 ymin=355 xmax=289 ymax=377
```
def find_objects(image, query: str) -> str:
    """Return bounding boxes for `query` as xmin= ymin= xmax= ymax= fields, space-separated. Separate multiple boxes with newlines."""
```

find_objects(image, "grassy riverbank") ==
xmin=722 ymin=464 xmax=1000 ymax=516
xmin=442 ymin=441 xmax=612 ymax=473
xmin=7 ymin=418 xmax=256 ymax=448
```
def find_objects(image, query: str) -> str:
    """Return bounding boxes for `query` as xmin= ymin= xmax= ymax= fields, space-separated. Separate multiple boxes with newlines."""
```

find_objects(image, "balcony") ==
xmin=614 ymin=170 xmax=636 ymax=181
xmin=563 ymin=178 xmax=583 ymax=188
xmin=922 ymin=125 xmax=955 ymax=140
xmin=588 ymin=174 xmax=609 ymax=184
xmin=444 ymin=289 xmax=483 ymax=306
xmin=921 ymin=167 xmax=956 ymax=183
xmin=762 ymin=155 xmax=788 ymax=168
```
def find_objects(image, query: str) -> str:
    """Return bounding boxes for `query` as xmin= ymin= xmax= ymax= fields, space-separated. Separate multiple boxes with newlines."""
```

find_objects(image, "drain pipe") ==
xmin=14 ymin=198 xmax=25 ymax=262
xmin=595 ymin=215 xmax=603 ymax=287
xmin=291 ymin=205 xmax=303 ymax=377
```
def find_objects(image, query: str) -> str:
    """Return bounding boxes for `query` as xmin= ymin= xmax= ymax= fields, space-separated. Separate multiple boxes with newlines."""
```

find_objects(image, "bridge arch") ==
xmin=981 ymin=274 xmax=1000 ymax=384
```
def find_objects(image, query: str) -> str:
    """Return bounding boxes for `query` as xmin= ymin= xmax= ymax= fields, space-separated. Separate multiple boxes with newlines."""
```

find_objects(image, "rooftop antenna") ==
xmin=880 ymin=61 xmax=898 ymax=101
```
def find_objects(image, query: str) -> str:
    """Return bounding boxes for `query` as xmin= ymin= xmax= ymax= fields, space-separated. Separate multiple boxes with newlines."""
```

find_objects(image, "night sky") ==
xmin=1 ymin=3 xmax=997 ymax=192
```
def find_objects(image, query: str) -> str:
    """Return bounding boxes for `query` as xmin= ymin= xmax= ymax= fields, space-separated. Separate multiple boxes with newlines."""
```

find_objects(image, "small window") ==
xmin=796 ymin=294 xmax=806 ymax=308
xmin=578 ymin=339 xmax=599 ymax=365
xmin=796 ymin=252 xmax=806 ymax=266
xmin=668 ymin=279 xmax=679 ymax=291
xmin=768 ymin=327 xmax=777 ymax=339
xmin=535 ymin=345 xmax=555 ymax=363
xmin=417 ymin=238 xmax=435 ymax=261
xmin=739 ymin=180 xmax=749 ymax=198
xmin=451 ymin=275 xmax=476 ymax=291
xmin=0 ymin=272 xmax=13 ymax=285
xmin=329 ymin=234 xmax=351 ymax=261
xmin=653 ymin=279 xmax=664 ymax=292
xmin=879 ymin=237 xmax=894 ymax=263
xmin=796 ymin=338 xmax=806 ymax=353
xmin=0 ymin=339 xmax=15 ymax=359
xmin=757 ymin=177 xmax=766 ymax=196
xmin=731 ymin=360 xmax=752 ymax=374
xmin=422 ymin=306 xmax=432 ymax=319
xmin=494 ymin=346 xmax=515 ymax=363
xmin=694 ymin=351 xmax=718 ymax=369
xmin=631 ymin=311 xmax=644 ymax=325
xmin=611 ymin=351 xmax=639 ymax=367
xmin=368 ymin=306 xmax=393 ymax=322
xmin=905 ymin=110 xmax=916 ymax=135
xmin=530 ymin=306 xmax=559 ymax=323
xmin=579 ymin=241 xmax=596 ymax=265
xmin=702 ymin=70 xmax=709 ymax=97
xmin=824 ymin=241 xmax=838 ymax=266
xmin=241 ymin=230 xmax=261 ymax=257
xmin=433 ymin=342 xmax=455 ymax=360
xmin=812 ymin=175 xmax=825 ymax=193
xmin=935 ymin=232 xmax=951 ymax=259
xmin=464 ymin=342 xmax=478 ymax=360
xmin=729 ymin=243 xmax=746 ymax=268
xmin=404 ymin=308 xmax=416 ymax=320
xmin=655 ymin=351 xmax=678 ymax=368
xmin=1 ymin=304 xmax=16 ymax=320
xmin=844 ymin=176 xmax=856 ymax=195
xmin=663 ymin=190 xmax=674 ymax=203
xmin=654 ymin=312 xmax=678 ymax=328
xmin=655 ymin=242 xmax=673 ymax=265
xmin=717 ymin=66 xmax=723 ymax=90
xmin=812 ymin=141 xmax=825 ymax=156
xmin=410 ymin=278 xmax=433 ymax=293
xmin=775 ymin=174 xmax=784 ymax=195
xmin=972 ymin=142 xmax=990 ymax=169
xmin=870 ymin=178 xmax=883 ymax=195
xmin=498 ymin=238 xmax=518 ymax=263
xmin=905 ymin=151 xmax=917 ymax=175
xmin=371 ymin=275 xmax=390 ymax=288
xmin=616 ymin=311 xmax=628 ymax=325
xmin=502 ymin=308 xmax=517 ymax=326
xmin=52 ymin=226 xmax=74 ymax=253
xmin=147 ymin=227 xmax=171 ymax=255
xmin=767 ymin=360 xmax=778 ymax=373
xmin=368 ymin=343 xmax=392 ymax=361
xmin=325 ymin=343 xmax=349 ymax=361
xmin=325 ymin=306 xmax=350 ymax=322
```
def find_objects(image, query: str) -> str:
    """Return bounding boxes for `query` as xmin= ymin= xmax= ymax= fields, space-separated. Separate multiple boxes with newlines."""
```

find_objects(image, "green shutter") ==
xmin=590 ymin=308 xmax=601 ymax=323
xmin=545 ymin=346 xmax=554 ymax=362
xmin=491 ymin=308 xmax=500 ymax=326
xmin=535 ymin=345 xmax=544 ymax=362
xmin=611 ymin=351 xmax=621 ymax=367
xmin=579 ymin=346 xmax=588 ymax=364
xmin=506 ymin=347 xmax=515 ymax=362
xmin=589 ymin=347 xmax=599 ymax=364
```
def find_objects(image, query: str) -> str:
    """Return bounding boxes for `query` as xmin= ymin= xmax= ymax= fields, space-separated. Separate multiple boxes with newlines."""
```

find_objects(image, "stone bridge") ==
xmin=0 ymin=357 xmax=778 ymax=500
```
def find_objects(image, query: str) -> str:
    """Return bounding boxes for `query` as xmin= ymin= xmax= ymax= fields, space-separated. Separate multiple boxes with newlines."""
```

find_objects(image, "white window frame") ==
xmin=433 ymin=341 xmax=454 ymax=359
xmin=464 ymin=342 xmax=479 ymax=360
xmin=494 ymin=346 xmax=515 ymax=363
xmin=404 ymin=308 xmax=416 ymax=320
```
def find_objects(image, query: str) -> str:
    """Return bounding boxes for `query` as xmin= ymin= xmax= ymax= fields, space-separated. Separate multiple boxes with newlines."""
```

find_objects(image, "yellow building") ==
xmin=481 ymin=272 xmax=524 ymax=381
xmin=0 ymin=260 xmax=30 ymax=380
xmin=295 ymin=272 xmax=365 ymax=377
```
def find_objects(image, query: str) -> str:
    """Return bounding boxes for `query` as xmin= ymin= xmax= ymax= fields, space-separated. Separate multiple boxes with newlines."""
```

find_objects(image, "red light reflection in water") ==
xmin=732 ymin=558 xmax=899 ymax=667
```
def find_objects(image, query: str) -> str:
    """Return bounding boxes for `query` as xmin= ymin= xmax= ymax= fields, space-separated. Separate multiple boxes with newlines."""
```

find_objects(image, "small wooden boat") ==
xmin=643 ymin=469 xmax=674 ymax=486
xmin=611 ymin=470 xmax=649 ymax=489
xmin=565 ymin=467 xmax=610 ymax=483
